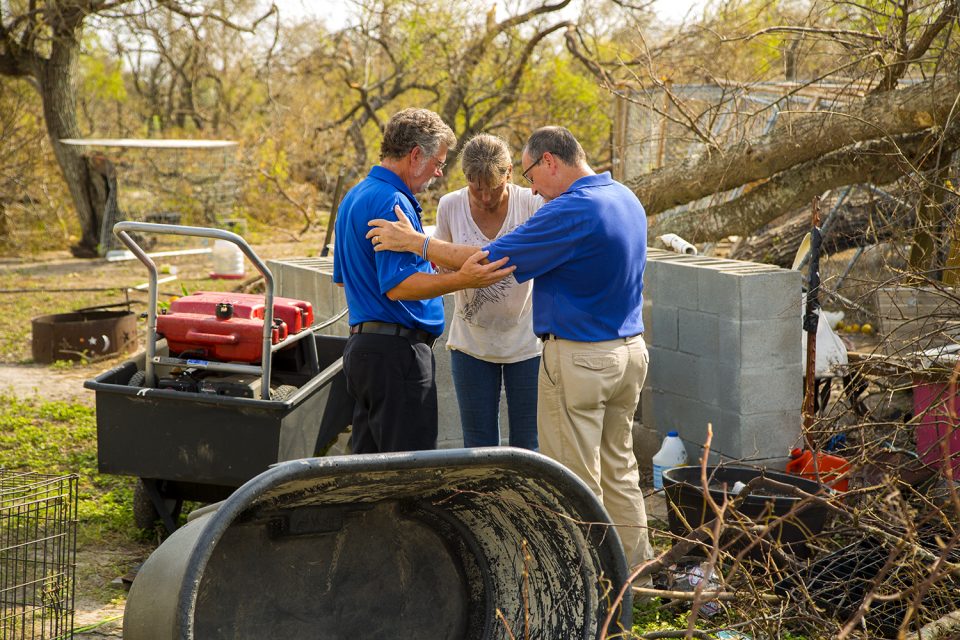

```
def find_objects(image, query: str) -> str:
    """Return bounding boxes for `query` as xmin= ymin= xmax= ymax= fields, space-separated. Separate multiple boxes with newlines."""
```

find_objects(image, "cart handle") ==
xmin=114 ymin=221 xmax=276 ymax=399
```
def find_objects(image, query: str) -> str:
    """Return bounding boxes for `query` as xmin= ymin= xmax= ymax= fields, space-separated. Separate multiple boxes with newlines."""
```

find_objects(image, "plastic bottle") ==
xmin=210 ymin=239 xmax=245 ymax=279
xmin=652 ymin=431 xmax=688 ymax=491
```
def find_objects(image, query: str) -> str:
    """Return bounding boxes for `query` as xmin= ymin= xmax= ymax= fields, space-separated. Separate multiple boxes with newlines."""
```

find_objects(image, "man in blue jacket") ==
xmin=367 ymin=126 xmax=653 ymax=569
xmin=333 ymin=108 xmax=514 ymax=454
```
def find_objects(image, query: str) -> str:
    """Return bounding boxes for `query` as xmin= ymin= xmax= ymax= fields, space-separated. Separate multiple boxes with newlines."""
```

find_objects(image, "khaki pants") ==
xmin=538 ymin=334 xmax=653 ymax=568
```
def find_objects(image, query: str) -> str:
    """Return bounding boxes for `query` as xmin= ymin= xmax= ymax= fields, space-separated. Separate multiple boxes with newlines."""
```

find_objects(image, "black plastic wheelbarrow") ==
xmin=123 ymin=449 xmax=633 ymax=639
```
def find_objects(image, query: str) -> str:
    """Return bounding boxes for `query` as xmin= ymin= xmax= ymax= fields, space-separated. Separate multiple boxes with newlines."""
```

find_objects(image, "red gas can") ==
xmin=171 ymin=292 xmax=314 ymax=335
xmin=786 ymin=448 xmax=850 ymax=491
xmin=156 ymin=313 xmax=285 ymax=363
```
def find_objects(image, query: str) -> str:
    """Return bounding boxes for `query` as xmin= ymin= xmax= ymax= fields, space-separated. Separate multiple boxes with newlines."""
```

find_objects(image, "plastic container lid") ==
xmin=667 ymin=430 xmax=679 ymax=437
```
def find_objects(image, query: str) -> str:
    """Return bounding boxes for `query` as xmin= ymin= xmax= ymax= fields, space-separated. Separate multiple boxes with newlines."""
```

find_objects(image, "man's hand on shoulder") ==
xmin=367 ymin=204 xmax=423 ymax=253
xmin=456 ymin=250 xmax=515 ymax=289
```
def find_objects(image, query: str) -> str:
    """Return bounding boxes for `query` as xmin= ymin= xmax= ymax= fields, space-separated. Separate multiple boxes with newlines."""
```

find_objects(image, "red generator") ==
xmin=157 ymin=292 xmax=314 ymax=363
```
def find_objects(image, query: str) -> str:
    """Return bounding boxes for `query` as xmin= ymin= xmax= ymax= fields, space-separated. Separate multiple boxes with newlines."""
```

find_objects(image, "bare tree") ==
xmin=0 ymin=0 xmax=275 ymax=256
xmin=311 ymin=0 xmax=577 ymax=173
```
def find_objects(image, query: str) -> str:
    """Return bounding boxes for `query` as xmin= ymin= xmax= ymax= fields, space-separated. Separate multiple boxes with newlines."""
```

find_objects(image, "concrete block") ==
xmin=716 ymin=364 xmax=742 ymax=413
xmin=646 ymin=345 xmax=674 ymax=391
xmin=738 ymin=269 xmax=801 ymax=321
xmin=669 ymin=399 xmax=724 ymax=457
xmin=738 ymin=317 xmax=802 ymax=368
xmin=704 ymin=415 xmax=741 ymax=462
xmin=737 ymin=367 xmax=802 ymax=416
xmin=695 ymin=358 xmax=720 ymax=406
xmin=654 ymin=261 xmax=700 ymax=310
xmin=639 ymin=386 xmax=655 ymax=427
xmin=735 ymin=410 xmax=802 ymax=462
xmin=697 ymin=268 xmax=741 ymax=318
xmin=717 ymin=318 xmax=742 ymax=366
xmin=650 ymin=304 xmax=679 ymax=351
xmin=642 ymin=298 xmax=655 ymax=346
xmin=679 ymin=308 xmax=718 ymax=358
xmin=651 ymin=349 xmax=699 ymax=400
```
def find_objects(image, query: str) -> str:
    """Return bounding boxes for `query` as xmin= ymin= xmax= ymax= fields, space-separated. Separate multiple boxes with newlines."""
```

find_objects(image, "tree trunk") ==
xmin=40 ymin=38 xmax=100 ymax=256
xmin=628 ymin=75 xmax=960 ymax=216
xmin=649 ymin=124 xmax=960 ymax=243
xmin=731 ymin=199 xmax=906 ymax=267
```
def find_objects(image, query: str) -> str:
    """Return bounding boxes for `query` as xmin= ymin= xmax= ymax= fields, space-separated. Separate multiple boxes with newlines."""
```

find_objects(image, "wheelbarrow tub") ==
xmin=84 ymin=335 xmax=352 ymax=500
xmin=123 ymin=450 xmax=633 ymax=640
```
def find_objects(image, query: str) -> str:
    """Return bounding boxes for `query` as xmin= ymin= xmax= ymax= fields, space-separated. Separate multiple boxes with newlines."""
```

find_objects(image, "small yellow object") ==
xmin=834 ymin=321 xmax=845 ymax=332
xmin=169 ymin=296 xmax=180 ymax=303
xmin=848 ymin=323 xmax=860 ymax=333
xmin=860 ymin=323 xmax=874 ymax=335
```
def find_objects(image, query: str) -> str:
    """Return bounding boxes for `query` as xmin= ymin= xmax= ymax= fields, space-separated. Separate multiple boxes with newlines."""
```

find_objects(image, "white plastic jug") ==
xmin=652 ymin=431 xmax=687 ymax=491
xmin=211 ymin=239 xmax=245 ymax=279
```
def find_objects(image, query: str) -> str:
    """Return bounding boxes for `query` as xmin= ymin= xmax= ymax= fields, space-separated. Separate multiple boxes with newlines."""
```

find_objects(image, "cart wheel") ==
xmin=133 ymin=479 xmax=183 ymax=531
xmin=270 ymin=384 xmax=298 ymax=401
xmin=127 ymin=370 xmax=146 ymax=387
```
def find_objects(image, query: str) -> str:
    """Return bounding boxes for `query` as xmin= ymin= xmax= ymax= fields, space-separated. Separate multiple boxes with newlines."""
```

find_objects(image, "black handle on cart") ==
xmin=113 ymin=221 xmax=277 ymax=399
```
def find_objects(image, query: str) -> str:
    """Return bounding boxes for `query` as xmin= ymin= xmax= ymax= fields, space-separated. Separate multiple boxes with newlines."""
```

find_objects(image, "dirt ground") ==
xmin=1 ymin=233 xmax=330 ymax=639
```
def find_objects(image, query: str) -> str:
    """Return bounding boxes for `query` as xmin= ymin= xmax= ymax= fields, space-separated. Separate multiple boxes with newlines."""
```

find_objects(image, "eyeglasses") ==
xmin=433 ymin=157 xmax=447 ymax=172
xmin=520 ymin=154 xmax=544 ymax=184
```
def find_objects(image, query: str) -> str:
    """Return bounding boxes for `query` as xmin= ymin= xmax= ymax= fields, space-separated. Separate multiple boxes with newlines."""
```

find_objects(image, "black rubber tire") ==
xmin=270 ymin=384 xmax=298 ymax=401
xmin=127 ymin=370 xmax=146 ymax=387
xmin=132 ymin=480 xmax=182 ymax=531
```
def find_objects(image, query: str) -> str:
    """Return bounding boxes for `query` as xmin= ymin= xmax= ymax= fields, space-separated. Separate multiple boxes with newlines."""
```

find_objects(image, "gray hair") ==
xmin=460 ymin=134 xmax=512 ymax=187
xmin=523 ymin=126 xmax=586 ymax=166
xmin=379 ymin=108 xmax=457 ymax=161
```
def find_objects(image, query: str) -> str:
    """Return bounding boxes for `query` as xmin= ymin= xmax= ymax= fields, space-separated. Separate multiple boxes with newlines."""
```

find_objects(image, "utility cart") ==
xmin=85 ymin=222 xmax=353 ymax=533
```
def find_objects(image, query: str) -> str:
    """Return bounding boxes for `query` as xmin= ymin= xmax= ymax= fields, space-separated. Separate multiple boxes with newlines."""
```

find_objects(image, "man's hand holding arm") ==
xmin=386 ymin=250 xmax=515 ymax=301
xmin=368 ymin=205 xmax=480 ymax=270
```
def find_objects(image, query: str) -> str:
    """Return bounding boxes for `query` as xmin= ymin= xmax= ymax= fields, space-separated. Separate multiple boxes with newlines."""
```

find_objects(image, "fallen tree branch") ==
xmin=627 ymin=74 xmax=959 ymax=215
xmin=632 ymin=586 xmax=780 ymax=603
xmin=650 ymin=123 xmax=960 ymax=242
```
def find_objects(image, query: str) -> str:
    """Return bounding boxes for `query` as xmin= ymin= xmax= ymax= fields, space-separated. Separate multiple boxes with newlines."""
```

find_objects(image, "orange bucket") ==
xmin=786 ymin=448 xmax=850 ymax=491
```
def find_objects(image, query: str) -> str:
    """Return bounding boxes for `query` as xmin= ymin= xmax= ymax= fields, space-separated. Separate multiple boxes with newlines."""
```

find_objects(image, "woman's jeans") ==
xmin=450 ymin=350 xmax=540 ymax=450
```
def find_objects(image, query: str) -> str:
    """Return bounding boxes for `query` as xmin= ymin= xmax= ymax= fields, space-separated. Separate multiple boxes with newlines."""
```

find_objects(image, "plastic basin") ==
xmin=662 ymin=465 xmax=828 ymax=557
xmin=123 ymin=449 xmax=632 ymax=639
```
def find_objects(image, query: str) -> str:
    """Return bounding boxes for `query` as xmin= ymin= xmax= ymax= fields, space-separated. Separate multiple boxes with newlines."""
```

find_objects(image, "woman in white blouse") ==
xmin=435 ymin=133 xmax=544 ymax=450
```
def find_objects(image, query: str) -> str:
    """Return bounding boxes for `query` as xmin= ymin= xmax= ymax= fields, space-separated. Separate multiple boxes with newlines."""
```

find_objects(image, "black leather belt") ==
xmin=350 ymin=321 xmax=438 ymax=347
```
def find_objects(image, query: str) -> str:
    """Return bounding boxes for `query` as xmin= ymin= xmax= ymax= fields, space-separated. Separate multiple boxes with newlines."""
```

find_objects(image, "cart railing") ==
xmin=114 ymin=221 xmax=307 ymax=399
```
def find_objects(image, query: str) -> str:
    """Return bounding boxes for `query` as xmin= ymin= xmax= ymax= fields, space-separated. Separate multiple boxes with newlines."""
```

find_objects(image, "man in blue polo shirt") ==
xmin=367 ymin=126 xmax=653 ymax=569
xmin=333 ymin=108 xmax=514 ymax=454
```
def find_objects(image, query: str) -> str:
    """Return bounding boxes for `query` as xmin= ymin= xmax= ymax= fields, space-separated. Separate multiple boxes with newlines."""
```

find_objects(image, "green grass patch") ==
xmin=0 ymin=392 xmax=138 ymax=541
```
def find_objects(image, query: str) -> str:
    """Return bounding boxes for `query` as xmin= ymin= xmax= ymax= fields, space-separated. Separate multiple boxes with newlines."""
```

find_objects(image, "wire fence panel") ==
xmin=1 ymin=470 xmax=78 ymax=640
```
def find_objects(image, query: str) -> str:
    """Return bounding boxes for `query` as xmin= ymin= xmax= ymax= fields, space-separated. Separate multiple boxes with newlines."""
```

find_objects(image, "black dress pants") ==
xmin=343 ymin=332 xmax=439 ymax=453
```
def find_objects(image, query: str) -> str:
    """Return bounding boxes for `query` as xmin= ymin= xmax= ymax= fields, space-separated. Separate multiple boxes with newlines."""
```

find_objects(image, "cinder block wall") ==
xmin=641 ymin=249 xmax=803 ymax=464
xmin=267 ymin=257 xmax=505 ymax=449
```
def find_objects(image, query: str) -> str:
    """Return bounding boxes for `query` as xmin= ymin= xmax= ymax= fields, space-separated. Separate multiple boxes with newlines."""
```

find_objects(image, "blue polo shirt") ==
xmin=332 ymin=166 xmax=444 ymax=335
xmin=484 ymin=172 xmax=646 ymax=341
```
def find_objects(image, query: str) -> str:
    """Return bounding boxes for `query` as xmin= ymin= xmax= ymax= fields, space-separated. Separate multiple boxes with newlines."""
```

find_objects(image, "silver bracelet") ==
xmin=421 ymin=236 xmax=431 ymax=260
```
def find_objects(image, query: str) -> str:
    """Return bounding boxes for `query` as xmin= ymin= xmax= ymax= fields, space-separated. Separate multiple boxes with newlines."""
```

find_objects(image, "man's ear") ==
xmin=541 ymin=151 xmax=555 ymax=173
xmin=409 ymin=145 xmax=423 ymax=165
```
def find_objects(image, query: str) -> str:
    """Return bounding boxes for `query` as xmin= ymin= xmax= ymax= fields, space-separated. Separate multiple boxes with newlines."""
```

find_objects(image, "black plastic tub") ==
xmin=123 ymin=449 xmax=633 ymax=640
xmin=662 ymin=465 xmax=828 ymax=557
